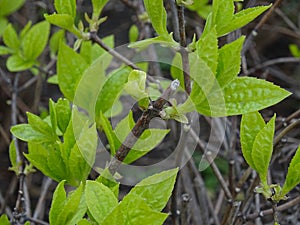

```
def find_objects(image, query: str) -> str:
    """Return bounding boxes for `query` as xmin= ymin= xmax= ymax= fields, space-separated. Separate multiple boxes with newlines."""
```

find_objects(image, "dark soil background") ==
xmin=0 ymin=0 xmax=300 ymax=224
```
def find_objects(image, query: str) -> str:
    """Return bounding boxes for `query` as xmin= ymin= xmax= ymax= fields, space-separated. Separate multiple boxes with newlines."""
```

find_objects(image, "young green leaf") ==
xmin=49 ymin=99 xmax=58 ymax=134
xmin=54 ymin=0 xmax=76 ymax=17
xmin=0 ymin=0 xmax=24 ymax=17
xmin=96 ymin=168 xmax=120 ymax=198
xmin=124 ymin=129 xmax=170 ymax=164
xmin=0 ymin=214 xmax=11 ymax=225
xmin=49 ymin=180 xmax=67 ymax=225
xmin=170 ymin=53 xmax=185 ymax=89
xmin=129 ymin=24 xmax=139 ymax=43
xmin=0 ymin=45 xmax=13 ymax=55
xmin=80 ymin=41 xmax=92 ymax=64
xmin=196 ymin=23 xmax=218 ymax=75
xmin=240 ymin=111 xmax=266 ymax=171
xmin=85 ymin=181 xmax=118 ymax=224
xmin=195 ymin=77 xmax=291 ymax=117
xmin=6 ymin=54 xmax=34 ymax=72
xmin=212 ymin=0 xmax=234 ymax=36
xmin=44 ymin=14 xmax=81 ymax=37
xmin=102 ymin=194 xmax=168 ymax=225
xmin=55 ymin=98 xmax=71 ymax=134
xmin=282 ymin=145 xmax=300 ymax=196
xmin=218 ymin=5 xmax=272 ymax=37
xmin=49 ymin=29 xmax=65 ymax=56
xmin=3 ymin=23 xmax=20 ymax=50
xmin=127 ymin=168 xmax=178 ymax=211
xmin=96 ymin=67 xmax=131 ymax=116
xmin=216 ymin=36 xmax=245 ymax=87
xmin=128 ymin=34 xmax=179 ymax=49
xmin=26 ymin=112 xmax=55 ymax=140
xmin=251 ymin=115 xmax=276 ymax=185
xmin=51 ymin=182 xmax=86 ymax=225
xmin=22 ymin=21 xmax=50 ymax=61
xmin=98 ymin=112 xmax=117 ymax=155
xmin=92 ymin=0 xmax=109 ymax=19
xmin=57 ymin=43 xmax=88 ymax=100
xmin=143 ymin=0 xmax=168 ymax=37
xmin=11 ymin=124 xmax=50 ymax=143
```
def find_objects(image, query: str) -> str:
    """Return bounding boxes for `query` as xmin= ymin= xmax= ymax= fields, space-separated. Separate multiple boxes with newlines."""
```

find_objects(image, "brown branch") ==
xmin=108 ymin=79 xmax=180 ymax=175
xmin=176 ymin=5 xmax=191 ymax=95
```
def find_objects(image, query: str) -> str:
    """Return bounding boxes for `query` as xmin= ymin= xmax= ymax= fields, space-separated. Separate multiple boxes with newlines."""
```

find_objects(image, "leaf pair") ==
xmin=0 ymin=21 xmax=50 ymax=71
xmin=99 ymin=111 xmax=169 ymax=164
xmin=240 ymin=111 xmax=276 ymax=186
xmin=11 ymin=98 xmax=97 ymax=186
xmin=129 ymin=0 xmax=179 ymax=49
xmin=212 ymin=0 xmax=271 ymax=36
xmin=50 ymin=168 xmax=178 ymax=225
xmin=241 ymin=111 xmax=300 ymax=199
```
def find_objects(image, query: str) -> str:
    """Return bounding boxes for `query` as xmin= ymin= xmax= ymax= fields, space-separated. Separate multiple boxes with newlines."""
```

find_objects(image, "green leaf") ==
xmin=47 ymin=75 xmax=59 ymax=84
xmin=91 ymin=35 xmax=114 ymax=62
xmin=80 ymin=41 xmax=92 ymax=64
xmin=240 ymin=111 xmax=266 ymax=171
xmin=78 ymin=219 xmax=92 ymax=225
xmin=3 ymin=23 xmax=20 ymax=50
xmin=0 ymin=45 xmax=14 ymax=55
xmin=49 ymin=29 xmax=65 ymax=56
xmin=102 ymin=194 xmax=168 ymax=225
xmin=282 ymin=145 xmax=300 ymax=195
xmin=0 ymin=17 xmax=8 ymax=37
xmin=96 ymin=67 xmax=131 ymax=117
xmin=98 ymin=112 xmax=117 ymax=155
xmin=218 ymin=5 xmax=271 ymax=36
xmin=124 ymin=70 xmax=149 ymax=108
xmin=92 ymin=0 xmax=109 ymax=19
xmin=52 ymin=182 xmax=86 ymax=225
xmin=11 ymin=124 xmax=50 ymax=143
xmin=20 ymin=21 xmax=32 ymax=38
xmin=9 ymin=139 xmax=17 ymax=167
xmin=44 ymin=14 xmax=81 ymax=37
xmin=216 ymin=36 xmax=245 ymax=87
xmin=69 ymin=122 xmax=97 ymax=184
xmin=96 ymin=168 xmax=120 ymax=198
xmin=127 ymin=168 xmax=178 ymax=211
xmin=22 ymin=21 xmax=50 ymax=60
xmin=57 ymin=43 xmax=88 ymax=100
xmin=186 ymin=0 xmax=211 ymax=19
xmin=195 ymin=77 xmax=291 ymax=117
xmin=143 ymin=0 xmax=168 ymax=37
xmin=289 ymin=44 xmax=300 ymax=58
xmin=0 ymin=214 xmax=11 ymax=225
xmin=85 ymin=181 xmax=118 ymax=224
xmin=114 ymin=111 xmax=135 ymax=147
xmin=0 ymin=0 xmax=24 ymax=16
xmin=196 ymin=23 xmax=218 ymax=75
xmin=6 ymin=54 xmax=34 ymax=72
xmin=50 ymin=180 xmax=67 ymax=225
xmin=170 ymin=53 xmax=185 ymax=89
xmin=25 ymin=143 xmax=58 ymax=180
xmin=54 ymin=0 xmax=76 ymax=17
xmin=212 ymin=0 xmax=234 ymax=36
xmin=252 ymin=115 xmax=276 ymax=185
xmin=55 ymin=98 xmax=71 ymax=133
xmin=124 ymin=129 xmax=170 ymax=164
xmin=129 ymin=34 xmax=179 ymax=49
xmin=26 ymin=112 xmax=55 ymax=140
xmin=129 ymin=24 xmax=139 ymax=43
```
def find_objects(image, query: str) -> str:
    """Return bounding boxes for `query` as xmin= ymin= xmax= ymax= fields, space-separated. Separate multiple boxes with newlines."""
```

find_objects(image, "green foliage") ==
xmin=0 ymin=214 xmax=10 ymax=225
xmin=0 ymin=21 xmax=50 ymax=71
xmin=282 ymin=145 xmax=300 ymax=196
xmin=289 ymin=44 xmax=300 ymax=58
xmin=50 ymin=181 xmax=86 ymax=225
xmin=11 ymin=99 xmax=97 ymax=186
xmin=212 ymin=0 xmax=271 ymax=36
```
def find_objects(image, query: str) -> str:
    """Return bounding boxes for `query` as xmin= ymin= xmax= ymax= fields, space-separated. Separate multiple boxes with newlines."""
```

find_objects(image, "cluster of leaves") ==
xmin=241 ymin=111 xmax=300 ymax=202
xmin=1 ymin=0 xmax=299 ymax=224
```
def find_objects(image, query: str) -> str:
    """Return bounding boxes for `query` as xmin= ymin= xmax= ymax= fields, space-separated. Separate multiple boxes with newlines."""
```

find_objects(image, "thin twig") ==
xmin=33 ymin=177 xmax=52 ymax=220
xmin=243 ymin=57 xmax=300 ymax=76
xmin=275 ymin=108 xmax=300 ymax=130
xmin=246 ymin=195 xmax=300 ymax=220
